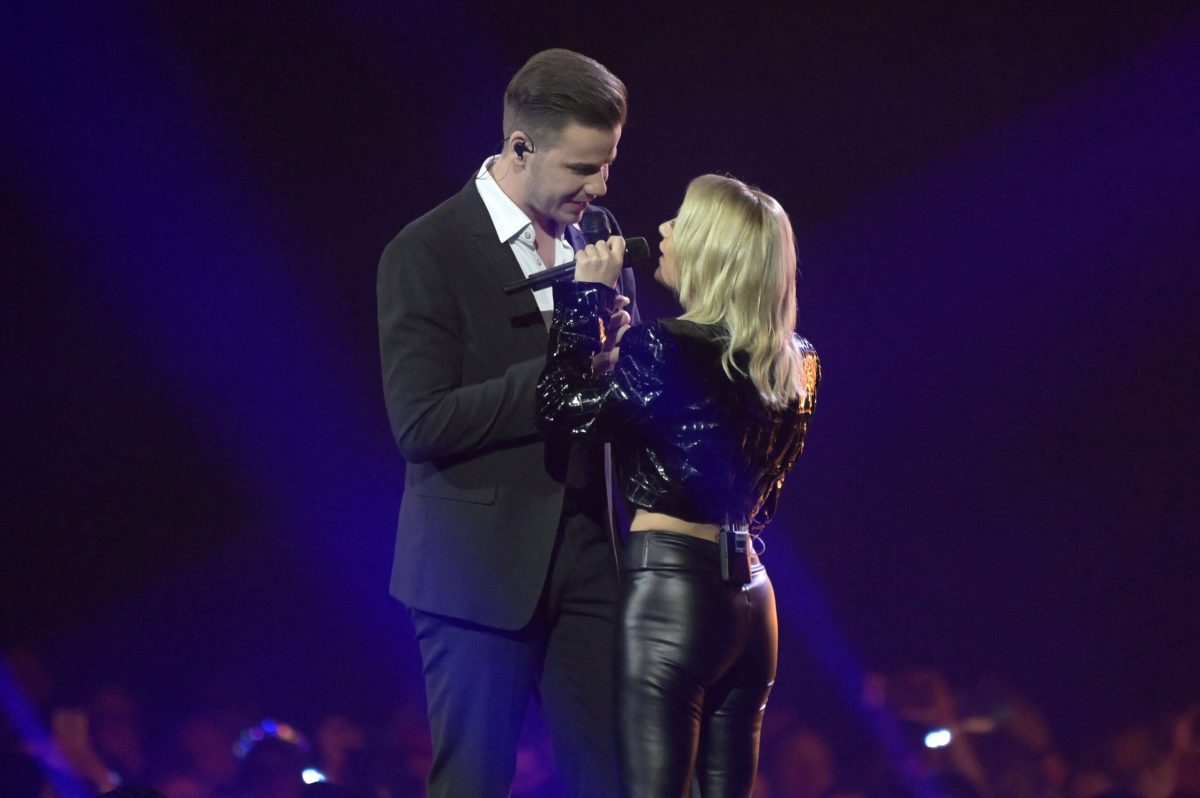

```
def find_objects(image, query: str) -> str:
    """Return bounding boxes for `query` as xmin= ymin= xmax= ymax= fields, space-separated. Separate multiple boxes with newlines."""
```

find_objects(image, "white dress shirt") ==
xmin=474 ymin=157 xmax=577 ymax=319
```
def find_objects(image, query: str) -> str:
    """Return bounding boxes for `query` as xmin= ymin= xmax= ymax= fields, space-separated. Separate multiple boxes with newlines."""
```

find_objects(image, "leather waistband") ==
xmin=623 ymin=530 xmax=762 ymax=573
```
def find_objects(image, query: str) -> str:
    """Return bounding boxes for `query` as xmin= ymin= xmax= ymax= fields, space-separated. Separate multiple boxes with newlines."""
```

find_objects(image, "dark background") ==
xmin=3 ymin=0 xmax=1198 ymax=761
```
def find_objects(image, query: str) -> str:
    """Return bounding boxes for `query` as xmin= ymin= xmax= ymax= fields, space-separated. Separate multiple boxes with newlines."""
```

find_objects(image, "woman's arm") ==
xmin=536 ymin=281 xmax=663 ymax=439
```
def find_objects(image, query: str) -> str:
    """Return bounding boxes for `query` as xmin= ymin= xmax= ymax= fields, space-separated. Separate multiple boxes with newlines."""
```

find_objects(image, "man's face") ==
xmin=524 ymin=122 xmax=620 ymax=228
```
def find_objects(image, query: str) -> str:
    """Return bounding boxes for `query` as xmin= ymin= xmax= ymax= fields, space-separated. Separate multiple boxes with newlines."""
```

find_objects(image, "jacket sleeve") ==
xmin=535 ymin=280 xmax=663 ymax=440
xmin=751 ymin=342 xmax=821 ymax=531
xmin=377 ymin=230 xmax=543 ymax=464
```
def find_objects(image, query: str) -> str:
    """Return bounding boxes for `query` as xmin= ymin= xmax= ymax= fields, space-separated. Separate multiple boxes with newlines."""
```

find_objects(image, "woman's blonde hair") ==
xmin=673 ymin=174 xmax=807 ymax=407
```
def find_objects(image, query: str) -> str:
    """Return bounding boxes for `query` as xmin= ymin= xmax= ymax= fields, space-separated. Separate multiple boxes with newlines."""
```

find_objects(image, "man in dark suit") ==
xmin=376 ymin=49 xmax=636 ymax=797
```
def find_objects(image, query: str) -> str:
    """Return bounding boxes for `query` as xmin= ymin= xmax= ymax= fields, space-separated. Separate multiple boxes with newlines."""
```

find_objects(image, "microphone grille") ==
xmin=624 ymin=237 xmax=651 ymax=264
xmin=579 ymin=209 xmax=612 ymax=244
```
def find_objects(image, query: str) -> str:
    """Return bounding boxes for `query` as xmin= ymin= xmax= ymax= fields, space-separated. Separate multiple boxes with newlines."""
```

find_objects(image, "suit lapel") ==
xmin=566 ymin=224 xmax=585 ymax=252
xmin=452 ymin=180 xmax=545 ymax=326
xmin=455 ymin=184 xmax=626 ymax=561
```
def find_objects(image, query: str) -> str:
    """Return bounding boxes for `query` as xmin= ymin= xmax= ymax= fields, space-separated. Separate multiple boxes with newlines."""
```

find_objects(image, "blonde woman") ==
xmin=536 ymin=173 xmax=820 ymax=797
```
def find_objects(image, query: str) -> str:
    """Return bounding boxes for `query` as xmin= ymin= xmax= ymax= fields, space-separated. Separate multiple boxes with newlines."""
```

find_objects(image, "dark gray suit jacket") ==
xmin=377 ymin=179 xmax=638 ymax=629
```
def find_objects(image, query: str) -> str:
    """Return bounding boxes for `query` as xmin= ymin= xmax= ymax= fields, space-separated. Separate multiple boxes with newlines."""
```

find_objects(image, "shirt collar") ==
xmin=474 ymin=157 xmax=574 ymax=246
xmin=475 ymin=157 xmax=535 ymax=244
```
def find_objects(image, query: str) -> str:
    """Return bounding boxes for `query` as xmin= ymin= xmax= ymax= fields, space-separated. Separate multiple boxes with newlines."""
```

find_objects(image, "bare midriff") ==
xmin=629 ymin=510 xmax=720 ymax=542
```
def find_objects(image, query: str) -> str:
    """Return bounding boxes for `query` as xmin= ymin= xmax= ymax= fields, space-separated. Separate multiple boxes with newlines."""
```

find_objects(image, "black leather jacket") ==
xmin=536 ymin=281 xmax=819 ymax=531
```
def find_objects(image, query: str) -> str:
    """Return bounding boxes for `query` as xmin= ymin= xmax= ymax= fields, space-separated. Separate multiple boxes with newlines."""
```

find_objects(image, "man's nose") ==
xmin=586 ymin=174 xmax=608 ymax=198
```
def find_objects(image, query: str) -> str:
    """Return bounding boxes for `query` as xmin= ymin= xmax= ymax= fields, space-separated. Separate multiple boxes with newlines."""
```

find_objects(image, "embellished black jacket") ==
xmin=536 ymin=281 xmax=819 ymax=531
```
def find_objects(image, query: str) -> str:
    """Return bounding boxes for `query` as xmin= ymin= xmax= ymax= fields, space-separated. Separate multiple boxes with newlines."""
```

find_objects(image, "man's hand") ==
xmin=574 ymin=235 xmax=626 ymax=288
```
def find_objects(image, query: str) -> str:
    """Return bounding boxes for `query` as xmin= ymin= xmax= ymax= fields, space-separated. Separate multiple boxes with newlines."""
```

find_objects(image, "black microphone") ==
xmin=503 ymin=236 xmax=651 ymax=293
xmin=580 ymin=207 xmax=612 ymax=245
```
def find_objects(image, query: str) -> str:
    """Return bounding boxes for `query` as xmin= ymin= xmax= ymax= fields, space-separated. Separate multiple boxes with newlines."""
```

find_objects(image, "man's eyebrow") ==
xmin=564 ymin=154 xmax=616 ymax=169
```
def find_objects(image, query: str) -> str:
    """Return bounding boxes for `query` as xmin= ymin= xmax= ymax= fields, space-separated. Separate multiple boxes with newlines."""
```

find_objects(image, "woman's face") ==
xmin=656 ymin=218 xmax=678 ymax=290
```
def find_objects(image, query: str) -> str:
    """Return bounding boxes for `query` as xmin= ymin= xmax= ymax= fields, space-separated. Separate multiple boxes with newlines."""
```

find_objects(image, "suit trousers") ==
xmin=616 ymin=531 xmax=779 ymax=798
xmin=409 ymin=509 xmax=620 ymax=798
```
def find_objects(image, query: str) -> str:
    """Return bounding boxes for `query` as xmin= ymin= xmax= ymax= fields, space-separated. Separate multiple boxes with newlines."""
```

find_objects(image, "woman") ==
xmin=536 ymin=173 xmax=820 ymax=797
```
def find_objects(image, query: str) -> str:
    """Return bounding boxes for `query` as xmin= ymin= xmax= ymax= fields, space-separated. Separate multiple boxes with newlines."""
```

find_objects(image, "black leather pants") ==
xmin=616 ymin=531 xmax=778 ymax=798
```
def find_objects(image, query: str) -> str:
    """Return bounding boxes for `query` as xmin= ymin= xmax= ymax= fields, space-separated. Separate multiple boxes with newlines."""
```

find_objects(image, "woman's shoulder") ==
xmin=656 ymin=318 xmax=731 ymax=361
xmin=791 ymin=335 xmax=821 ymax=412
xmin=659 ymin=317 xmax=726 ymax=343
xmin=621 ymin=318 xmax=726 ymax=362
xmin=794 ymin=334 xmax=817 ymax=354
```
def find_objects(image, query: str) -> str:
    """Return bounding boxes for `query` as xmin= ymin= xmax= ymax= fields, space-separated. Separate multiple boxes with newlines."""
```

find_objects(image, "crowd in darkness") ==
xmin=2 ymin=647 xmax=1198 ymax=798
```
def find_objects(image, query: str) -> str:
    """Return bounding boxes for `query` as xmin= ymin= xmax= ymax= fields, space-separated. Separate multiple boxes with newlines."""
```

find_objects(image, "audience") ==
xmin=3 ymin=645 xmax=1198 ymax=797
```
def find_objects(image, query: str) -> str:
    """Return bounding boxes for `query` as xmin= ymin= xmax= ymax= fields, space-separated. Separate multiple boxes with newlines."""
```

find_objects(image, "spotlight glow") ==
xmin=924 ymin=728 xmax=953 ymax=748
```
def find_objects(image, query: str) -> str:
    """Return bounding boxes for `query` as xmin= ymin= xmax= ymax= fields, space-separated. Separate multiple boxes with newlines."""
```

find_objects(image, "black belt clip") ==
xmin=719 ymin=519 xmax=752 ymax=585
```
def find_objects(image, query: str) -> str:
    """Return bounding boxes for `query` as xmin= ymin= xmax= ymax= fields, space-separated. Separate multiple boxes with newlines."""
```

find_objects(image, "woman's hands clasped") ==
xmin=593 ymin=293 xmax=632 ymax=374
xmin=572 ymin=235 xmax=632 ymax=373
xmin=573 ymin=235 xmax=626 ymax=288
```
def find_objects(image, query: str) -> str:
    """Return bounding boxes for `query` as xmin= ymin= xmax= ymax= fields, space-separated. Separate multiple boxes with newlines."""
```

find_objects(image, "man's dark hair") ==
xmin=502 ymin=49 xmax=626 ymax=148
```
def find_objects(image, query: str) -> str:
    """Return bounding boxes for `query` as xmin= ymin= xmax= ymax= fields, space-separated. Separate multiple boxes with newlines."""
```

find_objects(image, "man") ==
xmin=376 ymin=49 xmax=636 ymax=798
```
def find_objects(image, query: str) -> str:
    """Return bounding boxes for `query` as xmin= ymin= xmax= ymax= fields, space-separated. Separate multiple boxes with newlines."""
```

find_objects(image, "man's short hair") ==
xmin=503 ymin=49 xmax=626 ymax=148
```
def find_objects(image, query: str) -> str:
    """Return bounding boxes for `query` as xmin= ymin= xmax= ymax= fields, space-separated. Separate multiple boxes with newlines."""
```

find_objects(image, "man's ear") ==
xmin=510 ymin=131 xmax=534 ymax=162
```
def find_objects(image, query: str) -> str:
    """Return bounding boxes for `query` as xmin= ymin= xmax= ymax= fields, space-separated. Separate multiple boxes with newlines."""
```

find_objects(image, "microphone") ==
xmin=580 ymin=207 xmax=612 ymax=245
xmin=503 ymin=236 xmax=651 ymax=294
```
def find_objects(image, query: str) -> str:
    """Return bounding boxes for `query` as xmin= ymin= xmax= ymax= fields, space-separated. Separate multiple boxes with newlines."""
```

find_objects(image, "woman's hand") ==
xmin=605 ymin=294 xmax=632 ymax=347
xmin=593 ymin=294 xmax=632 ymax=373
xmin=573 ymin=235 xmax=626 ymax=288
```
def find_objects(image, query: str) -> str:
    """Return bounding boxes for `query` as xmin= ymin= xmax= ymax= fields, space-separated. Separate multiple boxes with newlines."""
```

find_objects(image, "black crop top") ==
xmin=535 ymin=281 xmax=819 ymax=531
